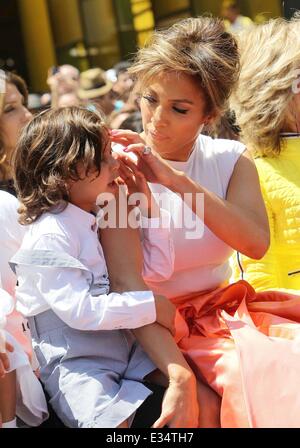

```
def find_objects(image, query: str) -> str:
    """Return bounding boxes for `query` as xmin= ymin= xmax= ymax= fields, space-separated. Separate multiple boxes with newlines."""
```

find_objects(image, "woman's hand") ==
xmin=110 ymin=129 xmax=146 ymax=146
xmin=110 ymin=129 xmax=181 ymax=188
xmin=152 ymin=374 xmax=199 ymax=428
xmin=121 ymin=145 xmax=180 ymax=188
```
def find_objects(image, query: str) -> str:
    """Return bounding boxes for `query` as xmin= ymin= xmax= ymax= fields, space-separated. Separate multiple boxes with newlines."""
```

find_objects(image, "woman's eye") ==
xmin=173 ymin=106 xmax=188 ymax=115
xmin=4 ymin=107 xmax=14 ymax=113
xmin=143 ymin=95 xmax=156 ymax=104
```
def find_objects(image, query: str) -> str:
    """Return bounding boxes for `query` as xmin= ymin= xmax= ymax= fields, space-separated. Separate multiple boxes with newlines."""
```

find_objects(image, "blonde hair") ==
xmin=129 ymin=17 xmax=240 ymax=119
xmin=231 ymin=15 xmax=300 ymax=156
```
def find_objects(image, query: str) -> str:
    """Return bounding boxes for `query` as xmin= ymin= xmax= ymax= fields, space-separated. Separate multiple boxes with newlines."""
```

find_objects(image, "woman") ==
xmin=0 ymin=190 xmax=48 ymax=427
xmin=230 ymin=16 xmax=300 ymax=291
xmin=111 ymin=16 xmax=300 ymax=428
xmin=0 ymin=72 xmax=32 ymax=196
xmin=0 ymin=74 xmax=46 ymax=427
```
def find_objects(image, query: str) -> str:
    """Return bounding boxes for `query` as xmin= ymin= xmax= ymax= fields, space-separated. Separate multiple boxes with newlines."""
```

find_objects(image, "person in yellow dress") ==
xmin=231 ymin=15 xmax=300 ymax=291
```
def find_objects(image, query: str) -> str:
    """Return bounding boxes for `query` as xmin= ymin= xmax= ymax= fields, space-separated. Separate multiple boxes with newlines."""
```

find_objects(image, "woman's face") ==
xmin=140 ymin=72 xmax=208 ymax=161
xmin=0 ymin=82 xmax=32 ymax=161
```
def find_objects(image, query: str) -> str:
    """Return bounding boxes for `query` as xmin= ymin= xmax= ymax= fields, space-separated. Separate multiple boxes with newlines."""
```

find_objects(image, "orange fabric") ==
xmin=172 ymin=280 xmax=300 ymax=428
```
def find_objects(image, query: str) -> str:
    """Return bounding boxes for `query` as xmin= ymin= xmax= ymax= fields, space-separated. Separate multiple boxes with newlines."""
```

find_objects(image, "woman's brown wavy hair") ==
xmin=13 ymin=106 xmax=108 ymax=225
xmin=129 ymin=16 xmax=240 ymax=120
xmin=0 ymin=71 xmax=28 ymax=180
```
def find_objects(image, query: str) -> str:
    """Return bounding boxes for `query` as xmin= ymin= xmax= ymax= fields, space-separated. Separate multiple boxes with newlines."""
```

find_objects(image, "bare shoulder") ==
xmin=227 ymin=148 xmax=262 ymax=201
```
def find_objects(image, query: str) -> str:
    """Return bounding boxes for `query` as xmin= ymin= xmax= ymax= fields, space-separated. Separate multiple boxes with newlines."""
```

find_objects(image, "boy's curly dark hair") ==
xmin=13 ymin=106 xmax=108 ymax=225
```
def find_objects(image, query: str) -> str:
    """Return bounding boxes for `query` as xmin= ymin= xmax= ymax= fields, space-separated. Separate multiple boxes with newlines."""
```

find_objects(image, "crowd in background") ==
xmin=24 ymin=0 xmax=256 ymax=134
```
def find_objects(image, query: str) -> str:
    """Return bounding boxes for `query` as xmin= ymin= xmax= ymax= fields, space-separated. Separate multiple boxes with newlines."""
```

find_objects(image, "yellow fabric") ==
xmin=231 ymin=137 xmax=300 ymax=291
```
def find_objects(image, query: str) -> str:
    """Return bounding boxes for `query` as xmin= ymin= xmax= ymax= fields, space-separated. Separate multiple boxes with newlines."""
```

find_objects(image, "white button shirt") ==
xmin=14 ymin=203 xmax=174 ymax=331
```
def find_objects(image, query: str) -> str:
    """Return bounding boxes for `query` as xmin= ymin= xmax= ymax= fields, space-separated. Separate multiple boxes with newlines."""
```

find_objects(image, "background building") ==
xmin=0 ymin=0 xmax=283 ymax=92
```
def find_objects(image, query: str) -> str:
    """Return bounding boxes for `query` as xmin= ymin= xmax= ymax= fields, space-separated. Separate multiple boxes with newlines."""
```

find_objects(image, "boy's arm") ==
xmin=14 ymin=234 xmax=157 ymax=331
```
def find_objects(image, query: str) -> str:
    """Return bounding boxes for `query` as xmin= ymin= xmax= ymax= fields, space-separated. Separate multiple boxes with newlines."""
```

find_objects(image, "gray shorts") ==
xmin=28 ymin=310 xmax=156 ymax=428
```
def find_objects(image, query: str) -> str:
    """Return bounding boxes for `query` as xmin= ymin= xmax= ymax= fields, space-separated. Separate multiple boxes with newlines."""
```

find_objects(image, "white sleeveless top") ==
xmin=146 ymin=134 xmax=246 ymax=298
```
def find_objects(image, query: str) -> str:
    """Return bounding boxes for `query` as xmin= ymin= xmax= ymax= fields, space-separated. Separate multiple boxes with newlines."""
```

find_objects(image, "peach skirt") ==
xmin=172 ymin=280 xmax=300 ymax=428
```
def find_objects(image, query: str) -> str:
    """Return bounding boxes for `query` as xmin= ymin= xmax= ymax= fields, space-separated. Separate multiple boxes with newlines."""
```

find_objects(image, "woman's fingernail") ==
xmin=123 ymin=147 xmax=129 ymax=152
xmin=110 ymin=130 xmax=119 ymax=135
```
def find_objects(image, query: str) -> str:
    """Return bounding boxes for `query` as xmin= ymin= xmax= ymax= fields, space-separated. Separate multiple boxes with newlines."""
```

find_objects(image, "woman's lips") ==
xmin=149 ymin=130 xmax=169 ymax=141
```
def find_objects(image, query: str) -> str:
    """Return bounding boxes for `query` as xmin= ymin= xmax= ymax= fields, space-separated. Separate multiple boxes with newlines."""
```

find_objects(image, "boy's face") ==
xmin=68 ymin=140 xmax=120 ymax=212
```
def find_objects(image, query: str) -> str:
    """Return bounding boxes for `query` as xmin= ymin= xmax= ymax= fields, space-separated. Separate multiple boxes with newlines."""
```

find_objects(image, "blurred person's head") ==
xmin=113 ymin=61 xmax=134 ymax=101
xmin=0 ymin=72 xmax=32 ymax=180
xmin=57 ymin=92 xmax=81 ymax=108
xmin=78 ymin=68 xmax=115 ymax=116
xmin=231 ymin=15 xmax=300 ymax=156
xmin=119 ymin=111 xmax=143 ymax=133
xmin=47 ymin=64 xmax=80 ymax=96
xmin=221 ymin=1 xmax=240 ymax=23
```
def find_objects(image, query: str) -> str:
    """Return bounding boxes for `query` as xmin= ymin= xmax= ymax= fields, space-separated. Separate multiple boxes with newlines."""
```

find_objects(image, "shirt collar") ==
xmin=66 ymin=202 xmax=97 ymax=231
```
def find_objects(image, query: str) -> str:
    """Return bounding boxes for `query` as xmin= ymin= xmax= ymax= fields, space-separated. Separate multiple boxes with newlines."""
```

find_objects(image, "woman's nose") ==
xmin=152 ymin=105 xmax=167 ymax=127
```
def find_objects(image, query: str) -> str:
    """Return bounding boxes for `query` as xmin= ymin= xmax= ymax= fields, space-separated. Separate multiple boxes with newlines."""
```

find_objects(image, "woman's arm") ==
xmin=169 ymin=150 xmax=270 ymax=259
xmin=115 ymin=158 xmax=175 ymax=282
xmin=100 ymin=223 xmax=199 ymax=428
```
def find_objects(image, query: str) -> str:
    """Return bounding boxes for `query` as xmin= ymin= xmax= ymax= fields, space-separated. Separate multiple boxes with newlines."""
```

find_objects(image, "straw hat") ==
xmin=78 ymin=68 xmax=113 ymax=100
